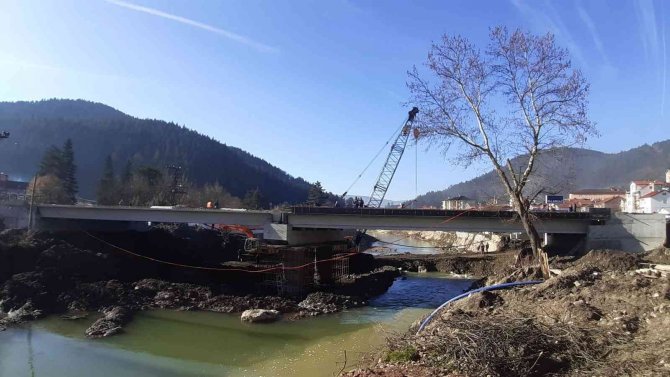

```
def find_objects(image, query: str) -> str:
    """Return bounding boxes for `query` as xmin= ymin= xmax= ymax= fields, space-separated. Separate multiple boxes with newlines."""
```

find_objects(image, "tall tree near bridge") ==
xmin=407 ymin=27 xmax=597 ymax=277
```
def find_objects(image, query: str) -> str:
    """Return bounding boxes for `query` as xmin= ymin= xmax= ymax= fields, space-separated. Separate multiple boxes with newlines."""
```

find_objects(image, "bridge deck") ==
xmin=291 ymin=206 xmax=594 ymax=219
xmin=288 ymin=206 xmax=597 ymax=233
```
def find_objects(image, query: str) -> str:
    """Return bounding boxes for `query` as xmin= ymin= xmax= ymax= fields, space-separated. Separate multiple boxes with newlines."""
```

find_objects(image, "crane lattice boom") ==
xmin=366 ymin=107 xmax=418 ymax=208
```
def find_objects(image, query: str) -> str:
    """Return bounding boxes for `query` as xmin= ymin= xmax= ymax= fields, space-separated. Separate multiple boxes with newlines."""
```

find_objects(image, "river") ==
xmin=367 ymin=231 xmax=443 ymax=255
xmin=0 ymin=273 xmax=473 ymax=377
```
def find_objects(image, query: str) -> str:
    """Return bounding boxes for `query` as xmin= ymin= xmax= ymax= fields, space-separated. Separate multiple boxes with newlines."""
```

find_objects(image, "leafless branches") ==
xmin=409 ymin=26 xmax=595 ymax=199
xmin=408 ymin=27 xmax=597 ymax=275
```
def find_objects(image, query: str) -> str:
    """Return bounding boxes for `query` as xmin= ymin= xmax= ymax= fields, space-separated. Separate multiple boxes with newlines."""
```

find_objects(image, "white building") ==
xmin=442 ymin=195 xmax=475 ymax=210
xmin=622 ymin=169 xmax=670 ymax=213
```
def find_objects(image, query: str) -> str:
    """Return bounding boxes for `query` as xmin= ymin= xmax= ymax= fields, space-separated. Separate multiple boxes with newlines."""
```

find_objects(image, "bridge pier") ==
xmin=543 ymin=233 xmax=587 ymax=254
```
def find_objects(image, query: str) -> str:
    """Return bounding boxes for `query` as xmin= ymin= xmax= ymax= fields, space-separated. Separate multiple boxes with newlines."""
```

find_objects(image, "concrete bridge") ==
xmin=32 ymin=204 xmax=667 ymax=252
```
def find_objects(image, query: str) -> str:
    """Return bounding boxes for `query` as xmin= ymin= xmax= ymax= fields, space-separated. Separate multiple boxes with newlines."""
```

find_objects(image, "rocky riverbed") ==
xmin=0 ymin=227 xmax=398 ymax=337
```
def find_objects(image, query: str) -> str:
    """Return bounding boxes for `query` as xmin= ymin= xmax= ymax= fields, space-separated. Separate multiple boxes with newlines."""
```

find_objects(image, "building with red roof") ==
xmin=622 ymin=169 xmax=670 ymax=213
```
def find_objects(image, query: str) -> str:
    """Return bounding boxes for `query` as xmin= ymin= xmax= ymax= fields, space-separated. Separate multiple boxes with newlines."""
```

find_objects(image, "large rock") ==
xmin=240 ymin=309 xmax=280 ymax=323
xmin=298 ymin=292 xmax=364 ymax=315
xmin=85 ymin=306 xmax=132 ymax=338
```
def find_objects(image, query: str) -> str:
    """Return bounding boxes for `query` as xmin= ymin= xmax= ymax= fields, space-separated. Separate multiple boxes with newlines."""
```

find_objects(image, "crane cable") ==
xmin=341 ymin=118 xmax=408 ymax=197
xmin=414 ymin=137 xmax=418 ymax=205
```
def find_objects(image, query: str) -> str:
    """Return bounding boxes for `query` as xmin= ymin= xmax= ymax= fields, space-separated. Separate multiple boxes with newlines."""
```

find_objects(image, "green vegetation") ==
xmin=31 ymin=138 xmax=79 ymax=204
xmin=384 ymin=346 xmax=419 ymax=363
xmin=307 ymin=181 xmax=326 ymax=206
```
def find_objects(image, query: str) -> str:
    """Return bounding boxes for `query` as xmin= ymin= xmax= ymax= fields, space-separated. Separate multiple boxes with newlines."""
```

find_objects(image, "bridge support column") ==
xmin=264 ymin=224 xmax=352 ymax=245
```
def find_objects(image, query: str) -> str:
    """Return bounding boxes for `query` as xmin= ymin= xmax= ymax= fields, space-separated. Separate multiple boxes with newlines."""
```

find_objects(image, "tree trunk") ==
xmin=513 ymin=194 xmax=550 ymax=278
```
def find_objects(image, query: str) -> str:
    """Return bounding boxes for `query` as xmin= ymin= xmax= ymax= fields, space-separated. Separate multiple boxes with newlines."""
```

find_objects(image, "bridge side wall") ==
xmin=586 ymin=213 xmax=667 ymax=252
xmin=288 ymin=214 xmax=590 ymax=234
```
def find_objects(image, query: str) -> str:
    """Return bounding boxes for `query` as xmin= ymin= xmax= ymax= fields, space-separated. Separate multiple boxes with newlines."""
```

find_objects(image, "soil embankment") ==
xmin=376 ymin=252 xmax=518 ymax=278
xmin=344 ymin=249 xmax=670 ymax=377
xmin=0 ymin=227 xmax=398 ymax=336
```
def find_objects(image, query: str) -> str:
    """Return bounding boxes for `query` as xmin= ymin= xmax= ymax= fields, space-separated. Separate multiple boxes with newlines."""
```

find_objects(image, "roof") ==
xmin=571 ymin=188 xmax=625 ymax=195
xmin=640 ymin=190 xmax=669 ymax=199
xmin=445 ymin=195 xmax=474 ymax=201
xmin=633 ymin=180 xmax=668 ymax=186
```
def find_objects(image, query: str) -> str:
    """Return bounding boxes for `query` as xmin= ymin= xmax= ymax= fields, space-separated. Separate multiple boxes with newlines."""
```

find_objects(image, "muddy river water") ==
xmin=0 ymin=272 xmax=472 ymax=377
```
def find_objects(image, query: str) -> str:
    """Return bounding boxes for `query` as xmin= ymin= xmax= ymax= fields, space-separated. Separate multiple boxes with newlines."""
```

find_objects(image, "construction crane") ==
xmin=366 ymin=106 xmax=419 ymax=208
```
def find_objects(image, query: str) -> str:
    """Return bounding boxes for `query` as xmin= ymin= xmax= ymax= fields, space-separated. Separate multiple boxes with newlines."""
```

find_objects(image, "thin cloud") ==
xmin=103 ymin=0 xmax=278 ymax=53
xmin=633 ymin=0 xmax=666 ymax=115
xmin=510 ymin=0 xmax=586 ymax=67
xmin=634 ymin=0 xmax=659 ymax=62
xmin=662 ymin=20 xmax=667 ymax=115
xmin=576 ymin=4 xmax=609 ymax=65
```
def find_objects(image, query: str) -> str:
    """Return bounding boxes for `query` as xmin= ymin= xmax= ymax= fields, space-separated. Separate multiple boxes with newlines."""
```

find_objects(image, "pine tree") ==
xmin=121 ymin=160 xmax=133 ymax=185
xmin=243 ymin=188 xmax=263 ymax=210
xmin=307 ymin=181 xmax=325 ymax=206
xmin=96 ymin=155 xmax=117 ymax=205
xmin=119 ymin=160 xmax=133 ymax=205
xmin=61 ymin=139 xmax=78 ymax=204
xmin=38 ymin=146 xmax=64 ymax=176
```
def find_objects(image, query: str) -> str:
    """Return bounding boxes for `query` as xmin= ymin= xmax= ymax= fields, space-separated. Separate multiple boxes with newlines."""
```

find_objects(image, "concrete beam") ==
xmin=37 ymin=205 xmax=272 ymax=229
xmin=287 ymin=214 xmax=590 ymax=234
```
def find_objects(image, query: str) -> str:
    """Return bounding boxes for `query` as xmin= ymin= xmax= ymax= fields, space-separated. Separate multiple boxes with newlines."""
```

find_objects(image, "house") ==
xmin=556 ymin=198 xmax=595 ymax=212
xmin=622 ymin=169 xmax=670 ymax=213
xmin=0 ymin=173 xmax=29 ymax=202
xmin=568 ymin=187 xmax=625 ymax=202
xmin=442 ymin=195 xmax=475 ymax=210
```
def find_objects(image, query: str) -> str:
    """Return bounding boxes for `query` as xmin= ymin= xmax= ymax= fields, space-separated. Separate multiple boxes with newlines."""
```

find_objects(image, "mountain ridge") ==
xmin=0 ymin=99 xmax=313 ymax=204
xmin=413 ymin=140 xmax=670 ymax=207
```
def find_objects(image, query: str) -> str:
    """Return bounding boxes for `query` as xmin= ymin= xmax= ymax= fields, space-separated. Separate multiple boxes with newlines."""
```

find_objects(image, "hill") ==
xmin=0 ymin=99 xmax=313 ymax=204
xmin=414 ymin=141 xmax=670 ymax=207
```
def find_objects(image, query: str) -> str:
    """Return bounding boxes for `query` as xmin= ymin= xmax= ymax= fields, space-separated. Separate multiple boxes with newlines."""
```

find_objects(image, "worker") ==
xmin=485 ymin=243 xmax=489 ymax=252
xmin=408 ymin=107 xmax=419 ymax=122
xmin=214 ymin=200 xmax=220 ymax=209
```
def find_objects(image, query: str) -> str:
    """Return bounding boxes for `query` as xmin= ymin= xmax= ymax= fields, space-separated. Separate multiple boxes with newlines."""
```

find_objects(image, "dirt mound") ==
xmin=642 ymin=246 xmax=670 ymax=264
xmin=570 ymin=249 xmax=639 ymax=272
xmin=376 ymin=252 xmax=517 ymax=279
xmin=347 ymin=259 xmax=670 ymax=376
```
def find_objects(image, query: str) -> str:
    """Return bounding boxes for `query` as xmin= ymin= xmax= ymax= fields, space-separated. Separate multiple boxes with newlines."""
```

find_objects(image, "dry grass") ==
xmin=414 ymin=314 xmax=625 ymax=377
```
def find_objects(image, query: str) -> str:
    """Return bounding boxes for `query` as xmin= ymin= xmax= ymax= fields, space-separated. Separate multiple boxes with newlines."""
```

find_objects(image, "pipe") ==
xmin=415 ymin=280 xmax=543 ymax=335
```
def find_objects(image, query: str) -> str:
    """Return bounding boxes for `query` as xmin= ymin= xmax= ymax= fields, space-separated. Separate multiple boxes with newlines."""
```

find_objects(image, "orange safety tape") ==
xmin=84 ymin=231 xmax=358 ymax=273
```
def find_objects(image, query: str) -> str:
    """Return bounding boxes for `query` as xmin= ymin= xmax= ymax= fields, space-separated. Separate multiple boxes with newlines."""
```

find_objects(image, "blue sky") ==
xmin=1 ymin=0 xmax=668 ymax=200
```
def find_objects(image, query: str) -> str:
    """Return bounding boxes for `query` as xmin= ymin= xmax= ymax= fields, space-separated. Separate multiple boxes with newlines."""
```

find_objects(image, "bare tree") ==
xmin=408 ymin=27 xmax=597 ymax=277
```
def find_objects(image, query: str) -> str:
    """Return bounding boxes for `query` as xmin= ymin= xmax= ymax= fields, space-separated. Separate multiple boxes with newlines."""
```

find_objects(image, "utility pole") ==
xmin=166 ymin=165 xmax=186 ymax=205
xmin=28 ymin=175 xmax=38 ymax=229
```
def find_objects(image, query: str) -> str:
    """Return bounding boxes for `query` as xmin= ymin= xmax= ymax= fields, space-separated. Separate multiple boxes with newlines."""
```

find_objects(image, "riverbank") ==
xmin=0 ymin=273 xmax=476 ymax=377
xmin=375 ymin=252 xmax=518 ymax=279
xmin=345 ymin=248 xmax=670 ymax=376
xmin=368 ymin=229 xmax=504 ymax=253
xmin=0 ymin=227 xmax=398 ymax=336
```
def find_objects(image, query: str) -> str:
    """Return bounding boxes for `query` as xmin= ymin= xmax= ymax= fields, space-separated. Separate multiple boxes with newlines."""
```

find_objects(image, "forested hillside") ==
xmin=0 ymin=99 xmax=312 ymax=204
xmin=414 ymin=141 xmax=670 ymax=207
